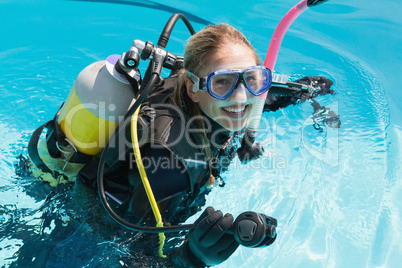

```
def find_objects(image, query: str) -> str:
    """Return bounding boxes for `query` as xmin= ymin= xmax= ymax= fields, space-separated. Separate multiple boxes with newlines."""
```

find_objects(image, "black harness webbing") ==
xmin=28 ymin=120 xmax=53 ymax=174
xmin=28 ymin=116 xmax=93 ymax=174
xmin=114 ymin=61 xmax=140 ymax=97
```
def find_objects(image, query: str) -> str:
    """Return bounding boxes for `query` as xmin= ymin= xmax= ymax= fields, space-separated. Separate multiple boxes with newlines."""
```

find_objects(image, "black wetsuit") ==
xmin=97 ymin=76 xmax=236 ymax=259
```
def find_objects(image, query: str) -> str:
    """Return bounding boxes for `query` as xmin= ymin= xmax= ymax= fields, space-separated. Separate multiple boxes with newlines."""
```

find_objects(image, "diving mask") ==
xmin=189 ymin=66 xmax=272 ymax=100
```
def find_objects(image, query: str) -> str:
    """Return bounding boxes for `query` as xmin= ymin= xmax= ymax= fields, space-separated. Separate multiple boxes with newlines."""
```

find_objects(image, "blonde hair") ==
xmin=171 ymin=24 xmax=261 ymax=159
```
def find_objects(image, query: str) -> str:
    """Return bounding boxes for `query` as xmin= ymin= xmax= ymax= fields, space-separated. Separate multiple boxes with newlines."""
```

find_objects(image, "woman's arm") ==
xmin=264 ymin=76 xmax=334 ymax=112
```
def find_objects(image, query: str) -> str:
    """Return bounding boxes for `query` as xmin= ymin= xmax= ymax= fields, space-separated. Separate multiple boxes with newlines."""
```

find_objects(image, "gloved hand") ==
xmin=264 ymin=75 xmax=335 ymax=112
xmin=295 ymin=76 xmax=334 ymax=97
xmin=171 ymin=207 xmax=239 ymax=267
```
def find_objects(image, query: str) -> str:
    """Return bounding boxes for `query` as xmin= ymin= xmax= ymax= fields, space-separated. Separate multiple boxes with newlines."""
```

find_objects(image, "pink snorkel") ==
xmin=238 ymin=0 xmax=328 ymax=163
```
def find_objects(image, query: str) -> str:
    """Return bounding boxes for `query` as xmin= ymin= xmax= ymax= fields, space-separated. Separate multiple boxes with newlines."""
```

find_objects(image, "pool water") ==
xmin=1 ymin=0 xmax=401 ymax=267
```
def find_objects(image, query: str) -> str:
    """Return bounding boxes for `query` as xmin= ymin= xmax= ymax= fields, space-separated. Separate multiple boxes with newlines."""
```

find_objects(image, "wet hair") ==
xmin=171 ymin=24 xmax=261 ymax=159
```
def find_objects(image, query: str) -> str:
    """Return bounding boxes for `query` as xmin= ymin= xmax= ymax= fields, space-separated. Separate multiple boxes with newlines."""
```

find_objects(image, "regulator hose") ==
xmin=97 ymin=72 xmax=197 ymax=233
xmin=158 ymin=13 xmax=196 ymax=48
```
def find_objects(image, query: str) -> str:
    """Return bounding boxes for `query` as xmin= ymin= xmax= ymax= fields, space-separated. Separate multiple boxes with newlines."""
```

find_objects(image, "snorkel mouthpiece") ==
xmin=307 ymin=0 xmax=329 ymax=7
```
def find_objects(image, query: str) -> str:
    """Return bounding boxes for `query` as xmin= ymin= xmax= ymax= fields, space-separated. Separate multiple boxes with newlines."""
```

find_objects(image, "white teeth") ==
xmin=223 ymin=106 xmax=246 ymax=113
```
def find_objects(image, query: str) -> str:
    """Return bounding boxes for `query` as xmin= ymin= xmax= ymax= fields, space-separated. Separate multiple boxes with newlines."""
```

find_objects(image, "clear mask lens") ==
xmin=210 ymin=69 xmax=270 ymax=98
xmin=244 ymin=69 xmax=269 ymax=94
xmin=210 ymin=73 xmax=238 ymax=96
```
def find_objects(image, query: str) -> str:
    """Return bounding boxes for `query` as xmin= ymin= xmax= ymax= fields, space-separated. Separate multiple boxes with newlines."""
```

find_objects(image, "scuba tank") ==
xmin=27 ymin=54 xmax=140 ymax=184
xmin=57 ymin=55 xmax=139 ymax=155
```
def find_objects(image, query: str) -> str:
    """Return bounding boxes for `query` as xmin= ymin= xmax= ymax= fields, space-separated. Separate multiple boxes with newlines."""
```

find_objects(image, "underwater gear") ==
xmin=188 ymin=66 xmax=272 ymax=100
xmin=311 ymin=99 xmax=341 ymax=130
xmin=26 ymin=13 xmax=199 ymax=234
xmin=171 ymin=207 xmax=239 ymax=267
xmin=232 ymin=211 xmax=277 ymax=248
xmin=296 ymin=75 xmax=334 ymax=96
xmin=57 ymin=55 xmax=140 ymax=156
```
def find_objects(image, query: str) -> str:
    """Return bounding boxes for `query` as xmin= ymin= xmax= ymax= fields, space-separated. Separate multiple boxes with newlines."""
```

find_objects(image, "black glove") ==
xmin=171 ymin=207 xmax=239 ymax=267
xmin=295 ymin=76 xmax=334 ymax=97
xmin=237 ymin=137 xmax=265 ymax=165
xmin=265 ymin=75 xmax=334 ymax=112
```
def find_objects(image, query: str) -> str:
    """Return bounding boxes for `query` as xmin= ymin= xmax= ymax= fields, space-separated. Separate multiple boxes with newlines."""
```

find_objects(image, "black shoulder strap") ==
xmin=114 ymin=61 xmax=140 ymax=96
xmin=28 ymin=116 xmax=94 ymax=175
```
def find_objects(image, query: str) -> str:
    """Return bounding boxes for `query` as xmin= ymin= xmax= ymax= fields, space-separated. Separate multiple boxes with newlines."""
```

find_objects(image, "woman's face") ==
xmin=187 ymin=43 xmax=259 ymax=132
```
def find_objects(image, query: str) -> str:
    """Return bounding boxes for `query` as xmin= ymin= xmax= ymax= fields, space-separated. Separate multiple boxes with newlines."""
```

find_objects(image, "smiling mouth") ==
xmin=221 ymin=105 xmax=248 ymax=118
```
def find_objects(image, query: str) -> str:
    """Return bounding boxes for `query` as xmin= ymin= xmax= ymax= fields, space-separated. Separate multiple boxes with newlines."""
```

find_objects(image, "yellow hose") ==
xmin=131 ymin=105 xmax=166 ymax=258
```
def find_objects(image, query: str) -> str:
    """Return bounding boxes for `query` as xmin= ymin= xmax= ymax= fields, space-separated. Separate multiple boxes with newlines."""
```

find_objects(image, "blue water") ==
xmin=1 ymin=0 xmax=401 ymax=267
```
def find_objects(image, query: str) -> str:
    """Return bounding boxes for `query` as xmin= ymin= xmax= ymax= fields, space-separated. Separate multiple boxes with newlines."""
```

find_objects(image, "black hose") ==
xmin=157 ymin=13 xmax=196 ymax=49
xmin=97 ymin=72 xmax=196 ymax=233
xmin=137 ymin=63 xmax=153 ymax=99
xmin=307 ymin=0 xmax=329 ymax=7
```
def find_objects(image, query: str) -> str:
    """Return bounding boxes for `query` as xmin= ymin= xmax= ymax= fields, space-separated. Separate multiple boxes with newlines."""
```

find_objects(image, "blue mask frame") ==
xmin=188 ymin=66 xmax=272 ymax=100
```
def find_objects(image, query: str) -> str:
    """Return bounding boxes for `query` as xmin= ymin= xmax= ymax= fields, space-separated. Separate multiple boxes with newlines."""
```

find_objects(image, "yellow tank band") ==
xmin=58 ymin=85 xmax=119 ymax=155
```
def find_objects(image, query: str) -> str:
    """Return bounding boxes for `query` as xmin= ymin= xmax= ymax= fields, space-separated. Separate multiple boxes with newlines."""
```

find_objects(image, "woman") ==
xmin=100 ymin=23 xmax=277 ymax=267
xmin=25 ymin=21 xmax=335 ymax=266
